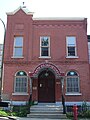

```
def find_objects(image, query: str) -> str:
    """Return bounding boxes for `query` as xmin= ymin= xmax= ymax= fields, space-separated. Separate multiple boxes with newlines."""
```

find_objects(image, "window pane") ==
xmin=16 ymin=71 xmax=27 ymax=76
xmin=14 ymin=37 xmax=23 ymax=47
xmin=67 ymin=71 xmax=78 ymax=76
xmin=68 ymin=47 xmax=75 ymax=56
xmin=67 ymin=77 xmax=79 ymax=92
xmin=15 ymin=77 xmax=27 ymax=92
xmin=41 ymin=37 xmax=49 ymax=46
xmin=67 ymin=37 xmax=76 ymax=46
xmin=14 ymin=48 xmax=23 ymax=57
xmin=41 ymin=47 xmax=48 ymax=56
xmin=13 ymin=36 xmax=23 ymax=57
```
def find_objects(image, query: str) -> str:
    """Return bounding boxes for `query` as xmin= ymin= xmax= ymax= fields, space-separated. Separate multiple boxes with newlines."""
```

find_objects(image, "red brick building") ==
xmin=2 ymin=7 xmax=90 ymax=106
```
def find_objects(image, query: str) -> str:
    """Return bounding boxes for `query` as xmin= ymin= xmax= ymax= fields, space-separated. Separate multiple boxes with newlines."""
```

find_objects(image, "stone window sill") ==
xmin=11 ymin=56 xmax=24 ymax=59
xmin=66 ymin=56 xmax=79 ymax=58
xmin=39 ymin=56 xmax=51 ymax=59
xmin=12 ymin=93 xmax=29 ymax=96
xmin=65 ymin=93 xmax=82 ymax=96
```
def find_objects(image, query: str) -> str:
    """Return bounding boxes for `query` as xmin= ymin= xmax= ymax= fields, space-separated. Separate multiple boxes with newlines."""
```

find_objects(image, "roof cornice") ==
xmin=33 ymin=17 xmax=85 ymax=21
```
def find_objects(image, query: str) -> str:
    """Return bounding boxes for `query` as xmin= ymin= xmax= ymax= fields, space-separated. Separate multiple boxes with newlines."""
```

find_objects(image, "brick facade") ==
xmin=2 ymin=7 xmax=90 ymax=105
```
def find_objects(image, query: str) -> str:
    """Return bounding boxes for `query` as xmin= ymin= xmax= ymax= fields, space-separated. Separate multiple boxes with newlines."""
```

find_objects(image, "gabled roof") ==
xmin=6 ymin=6 xmax=34 ymax=15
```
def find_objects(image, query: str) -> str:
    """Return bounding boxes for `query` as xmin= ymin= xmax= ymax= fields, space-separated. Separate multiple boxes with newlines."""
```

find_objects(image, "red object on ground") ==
xmin=73 ymin=104 xmax=78 ymax=120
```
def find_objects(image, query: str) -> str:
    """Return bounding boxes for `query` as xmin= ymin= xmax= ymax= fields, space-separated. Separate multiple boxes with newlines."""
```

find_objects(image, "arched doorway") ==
xmin=38 ymin=69 xmax=55 ymax=103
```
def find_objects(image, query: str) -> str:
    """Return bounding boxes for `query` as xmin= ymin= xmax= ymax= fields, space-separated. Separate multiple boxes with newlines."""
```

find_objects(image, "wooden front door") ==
xmin=38 ymin=70 xmax=55 ymax=103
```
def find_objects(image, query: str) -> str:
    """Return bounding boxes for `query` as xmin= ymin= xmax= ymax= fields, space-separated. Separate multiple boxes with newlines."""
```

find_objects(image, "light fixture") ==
xmin=45 ymin=72 xmax=49 ymax=77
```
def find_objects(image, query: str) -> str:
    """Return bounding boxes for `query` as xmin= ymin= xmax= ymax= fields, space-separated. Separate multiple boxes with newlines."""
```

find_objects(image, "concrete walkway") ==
xmin=0 ymin=117 xmax=70 ymax=120
xmin=1 ymin=117 xmax=90 ymax=120
xmin=17 ymin=118 xmax=70 ymax=120
xmin=16 ymin=117 xmax=90 ymax=120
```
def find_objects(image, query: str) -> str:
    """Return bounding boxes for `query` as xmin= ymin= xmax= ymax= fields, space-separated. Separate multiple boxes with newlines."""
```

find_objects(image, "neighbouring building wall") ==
xmin=0 ymin=44 xmax=3 ymax=78
xmin=0 ymin=44 xmax=3 ymax=100
xmin=88 ymin=35 xmax=90 ymax=63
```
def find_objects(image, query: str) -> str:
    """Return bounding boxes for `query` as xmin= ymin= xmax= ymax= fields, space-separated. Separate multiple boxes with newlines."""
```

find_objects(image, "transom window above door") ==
xmin=40 ymin=36 xmax=51 ymax=58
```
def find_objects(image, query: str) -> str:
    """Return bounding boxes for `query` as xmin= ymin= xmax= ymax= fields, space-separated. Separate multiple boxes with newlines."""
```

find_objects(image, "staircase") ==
xmin=27 ymin=103 xmax=67 ymax=119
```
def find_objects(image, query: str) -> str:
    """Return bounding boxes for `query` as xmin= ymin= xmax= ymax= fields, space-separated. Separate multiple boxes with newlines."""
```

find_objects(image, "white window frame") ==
xmin=66 ymin=71 xmax=80 ymax=94
xmin=39 ymin=36 xmax=51 ymax=58
xmin=14 ymin=71 xmax=28 ymax=94
xmin=66 ymin=36 xmax=78 ymax=58
xmin=13 ymin=36 xmax=23 ymax=58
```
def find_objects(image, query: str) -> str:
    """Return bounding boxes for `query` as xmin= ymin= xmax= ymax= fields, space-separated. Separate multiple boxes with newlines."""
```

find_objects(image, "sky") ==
xmin=0 ymin=0 xmax=90 ymax=44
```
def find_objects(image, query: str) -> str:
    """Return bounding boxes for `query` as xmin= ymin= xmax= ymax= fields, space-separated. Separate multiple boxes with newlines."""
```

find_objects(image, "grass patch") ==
xmin=0 ymin=110 xmax=8 ymax=117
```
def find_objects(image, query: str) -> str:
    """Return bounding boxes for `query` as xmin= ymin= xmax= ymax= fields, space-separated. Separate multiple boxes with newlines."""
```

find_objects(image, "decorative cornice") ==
xmin=33 ymin=17 xmax=85 ymax=21
xmin=33 ymin=22 xmax=84 ymax=28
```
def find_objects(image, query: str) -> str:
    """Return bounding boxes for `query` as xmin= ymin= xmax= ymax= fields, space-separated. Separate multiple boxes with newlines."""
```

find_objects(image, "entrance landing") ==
xmin=27 ymin=103 xmax=67 ymax=119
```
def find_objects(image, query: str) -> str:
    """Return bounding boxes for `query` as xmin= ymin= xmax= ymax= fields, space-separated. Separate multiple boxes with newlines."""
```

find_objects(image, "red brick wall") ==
xmin=3 ymin=8 xmax=90 ymax=104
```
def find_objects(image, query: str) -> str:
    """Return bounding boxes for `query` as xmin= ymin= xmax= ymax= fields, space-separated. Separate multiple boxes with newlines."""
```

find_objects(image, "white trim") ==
xmin=3 ymin=101 xmax=27 ymax=105
xmin=3 ymin=101 xmax=90 ymax=106
xmin=12 ymin=93 xmax=29 ymax=95
xmin=65 ymin=102 xmax=90 ymax=106
xmin=13 ymin=36 xmax=23 ymax=58
xmin=66 ymin=56 xmax=79 ymax=58
xmin=33 ymin=17 xmax=85 ymax=21
xmin=65 ymin=102 xmax=84 ymax=106
xmin=66 ymin=36 xmax=77 ymax=57
xmin=40 ymin=36 xmax=50 ymax=57
xmin=39 ymin=56 xmax=51 ymax=58
xmin=11 ymin=56 xmax=24 ymax=58
xmin=6 ymin=7 xmax=34 ymax=15
xmin=65 ymin=93 xmax=82 ymax=96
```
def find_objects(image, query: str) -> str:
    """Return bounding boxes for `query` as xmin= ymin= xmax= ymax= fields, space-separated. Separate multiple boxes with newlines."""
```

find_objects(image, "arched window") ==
xmin=15 ymin=71 xmax=28 ymax=93
xmin=66 ymin=71 xmax=79 ymax=93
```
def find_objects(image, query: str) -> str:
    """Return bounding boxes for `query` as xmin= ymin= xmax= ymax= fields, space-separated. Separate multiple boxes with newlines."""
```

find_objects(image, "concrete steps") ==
xmin=27 ymin=103 xmax=67 ymax=119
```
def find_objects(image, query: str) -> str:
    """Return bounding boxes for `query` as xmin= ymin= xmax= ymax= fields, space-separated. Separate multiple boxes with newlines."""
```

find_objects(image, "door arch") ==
xmin=38 ymin=69 xmax=55 ymax=103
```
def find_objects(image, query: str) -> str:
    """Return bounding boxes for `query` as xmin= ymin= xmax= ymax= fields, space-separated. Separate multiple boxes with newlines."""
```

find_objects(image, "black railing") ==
xmin=62 ymin=94 xmax=66 ymax=114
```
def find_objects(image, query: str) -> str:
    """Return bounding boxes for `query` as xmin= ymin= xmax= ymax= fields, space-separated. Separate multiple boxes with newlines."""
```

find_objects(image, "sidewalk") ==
xmin=1 ymin=117 xmax=90 ymax=120
xmin=17 ymin=118 xmax=70 ymax=120
xmin=0 ymin=117 xmax=70 ymax=120
xmin=15 ymin=117 xmax=90 ymax=120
